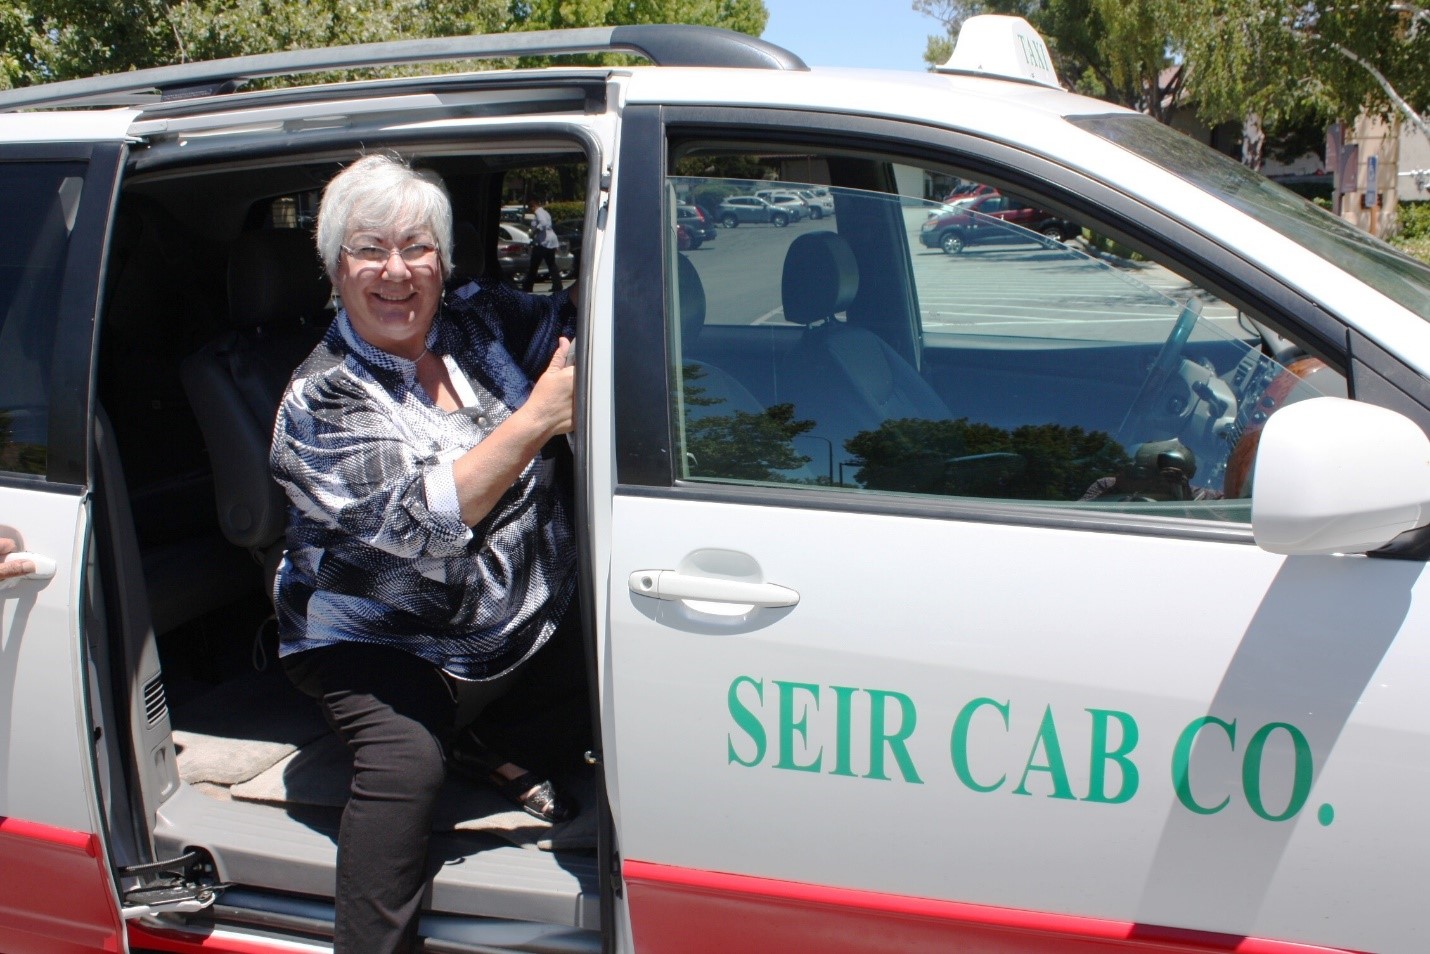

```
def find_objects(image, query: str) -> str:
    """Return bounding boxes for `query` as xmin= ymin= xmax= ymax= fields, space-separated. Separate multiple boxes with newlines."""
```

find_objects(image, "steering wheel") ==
xmin=1117 ymin=299 xmax=1202 ymax=444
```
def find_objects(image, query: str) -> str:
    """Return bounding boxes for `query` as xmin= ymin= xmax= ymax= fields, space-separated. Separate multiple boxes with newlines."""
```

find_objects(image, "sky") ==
xmin=760 ymin=0 xmax=941 ymax=72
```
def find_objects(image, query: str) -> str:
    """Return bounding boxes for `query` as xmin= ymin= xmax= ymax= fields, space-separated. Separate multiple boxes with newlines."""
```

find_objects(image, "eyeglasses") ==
xmin=341 ymin=242 xmax=438 ymax=265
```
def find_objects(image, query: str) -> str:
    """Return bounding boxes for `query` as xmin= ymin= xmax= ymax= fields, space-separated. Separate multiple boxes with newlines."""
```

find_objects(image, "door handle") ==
xmin=0 ymin=551 xmax=57 ymax=591
xmin=628 ymin=570 xmax=799 ymax=608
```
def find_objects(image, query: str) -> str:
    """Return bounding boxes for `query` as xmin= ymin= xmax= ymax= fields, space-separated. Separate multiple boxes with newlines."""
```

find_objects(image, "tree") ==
xmin=914 ymin=0 xmax=1185 ymax=121
xmin=1175 ymin=2 xmax=1430 ymax=152
xmin=1 ymin=0 xmax=766 ymax=88
xmin=845 ymin=416 xmax=1127 ymax=500
xmin=682 ymin=365 xmax=815 ymax=483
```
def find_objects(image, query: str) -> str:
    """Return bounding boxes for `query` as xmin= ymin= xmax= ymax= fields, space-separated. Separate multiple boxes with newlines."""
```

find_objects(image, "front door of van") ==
xmin=597 ymin=108 xmax=1430 ymax=954
xmin=0 ymin=144 xmax=127 ymax=953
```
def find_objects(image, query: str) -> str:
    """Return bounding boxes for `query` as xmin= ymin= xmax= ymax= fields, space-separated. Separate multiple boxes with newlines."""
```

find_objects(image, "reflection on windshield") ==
xmin=1070 ymin=113 xmax=1430 ymax=321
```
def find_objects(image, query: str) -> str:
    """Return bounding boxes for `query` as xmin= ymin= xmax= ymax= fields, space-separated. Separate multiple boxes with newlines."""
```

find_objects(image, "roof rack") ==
xmin=0 ymin=24 xmax=807 ymax=113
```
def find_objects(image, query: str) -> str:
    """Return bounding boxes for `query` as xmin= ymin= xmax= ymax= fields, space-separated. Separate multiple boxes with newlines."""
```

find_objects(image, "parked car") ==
xmin=717 ymin=194 xmax=796 ymax=227
xmin=496 ymin=222 xmax=576 ymax=284
xmin=919 ymin=191 xmax=1079 ymax=252
xmin=798 ymin=187 xmax=835 ymax=219
xmin=676 ymin=204 xmax=718 ymax=247
xmin=941 ymin=181 xmax=998 ymax=203
xmin=554 ymin=217 xmax=585 ymax=264
xmin=6 ymin=16 xmax=1430 ymax=954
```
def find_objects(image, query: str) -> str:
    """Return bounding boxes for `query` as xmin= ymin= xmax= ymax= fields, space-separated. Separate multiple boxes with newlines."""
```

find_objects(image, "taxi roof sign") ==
xmin=939 ymin=15 xmax=1061 ymax=90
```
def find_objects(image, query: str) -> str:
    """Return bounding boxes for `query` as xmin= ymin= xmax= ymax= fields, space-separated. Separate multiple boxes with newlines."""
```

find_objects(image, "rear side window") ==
xmin=0 ymin=161 xmax=85 ymax=479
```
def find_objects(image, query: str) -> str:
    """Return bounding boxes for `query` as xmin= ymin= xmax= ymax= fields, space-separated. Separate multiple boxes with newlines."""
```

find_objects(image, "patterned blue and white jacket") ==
xmin=270 ymin=279 xmax=576 ymax=681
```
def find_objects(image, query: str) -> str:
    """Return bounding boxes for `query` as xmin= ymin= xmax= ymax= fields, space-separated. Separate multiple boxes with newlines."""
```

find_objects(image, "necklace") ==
xmin=413 ymin=346 xmax=430 ymax=363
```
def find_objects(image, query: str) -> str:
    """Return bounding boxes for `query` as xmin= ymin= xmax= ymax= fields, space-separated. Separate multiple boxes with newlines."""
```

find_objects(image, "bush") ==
xmin=545 ymin=200 xmax=584 ymax=222
xmin=1396 ymin=200 xmax=1430 ymax=241
xmin=1391 ymin=234 xmax=1430 ymax=266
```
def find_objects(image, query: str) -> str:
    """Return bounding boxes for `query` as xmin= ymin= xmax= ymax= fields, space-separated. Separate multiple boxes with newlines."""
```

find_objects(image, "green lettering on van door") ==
xmin=726 ymin=675 xmax=766 ymax=767
xmin=1242 ymin=722 xmax=1313 ymax=822
xmin=830 ymin=684 xmax=859 ymax=777
xmin=950 ymin=697 xmax=1009 ymax=793
xmin=1172 ymin=716 xmax=1236 ymax=814
xmin=1085 ymin=708 xmax=1139 ymax=804
xmin=865 ymin=689 xmax=922 ymax=783
xmin=774 ymin=680 xmax=823 ymax=773
xmin=1013 ymin=706 xmax=1075 ymax=799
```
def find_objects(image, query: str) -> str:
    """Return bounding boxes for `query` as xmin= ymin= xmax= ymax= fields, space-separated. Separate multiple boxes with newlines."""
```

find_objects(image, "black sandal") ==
xmin=449 ymin=731 xmax=577 ymax=823
xmin=491 ymin=770 xmax=576 ymax=823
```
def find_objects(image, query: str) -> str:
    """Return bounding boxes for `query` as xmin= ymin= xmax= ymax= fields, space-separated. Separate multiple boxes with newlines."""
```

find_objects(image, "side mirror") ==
xmin=1252 ymin=397 xmax=1430 ymax=555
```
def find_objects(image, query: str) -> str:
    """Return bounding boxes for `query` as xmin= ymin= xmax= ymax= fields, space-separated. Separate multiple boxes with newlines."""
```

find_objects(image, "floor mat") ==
xmin=170 ymin=668 xmax=330 ymax=786
xmin=171 ymin=669 xmax=595 ymax=851
xmin=230 ymin=732 xmax=597 ymax=850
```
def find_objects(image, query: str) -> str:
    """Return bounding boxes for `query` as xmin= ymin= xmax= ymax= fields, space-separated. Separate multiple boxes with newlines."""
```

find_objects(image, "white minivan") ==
xmin=3 ymin=17 xmax=1430 ymax=954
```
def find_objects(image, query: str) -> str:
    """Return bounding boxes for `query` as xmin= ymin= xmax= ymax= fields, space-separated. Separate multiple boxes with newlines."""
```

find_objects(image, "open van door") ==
xmin=0 ymin=140 xmax=128 ymax=953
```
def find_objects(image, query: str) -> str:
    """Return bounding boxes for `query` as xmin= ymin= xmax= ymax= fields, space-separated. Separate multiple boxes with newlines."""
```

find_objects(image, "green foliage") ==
xmin=683 ymin=366 xmax=814 ymax=482
xmin=1397 ymin=200 xmax=1430 ymax=240
xmin=2 ymin=0 xmax=767 ymax=88
xmin=915 ymin=0 xmax=1184 ymax=119
xmin=545 ymin=200 xmax=585 ymax=221
xmin=845 ymin=416 xmax=1127 ymax=500
xmin=1389 ymin=204 xmax=1430 ymax=265
xmin=1175 ymin=1 xmax=1430 ymax=135
xmin=1391 ymin=236 xmax=1430 ymax=266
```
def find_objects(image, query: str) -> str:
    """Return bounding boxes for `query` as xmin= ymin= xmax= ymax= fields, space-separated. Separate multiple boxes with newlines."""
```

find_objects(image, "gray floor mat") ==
xmin=171 ymin=669 xmax=595 ymax=851
xmin=231 ymin=733 xmax=597 ymax=850
xmin=170 ymin=669 xmax=330 ymax=786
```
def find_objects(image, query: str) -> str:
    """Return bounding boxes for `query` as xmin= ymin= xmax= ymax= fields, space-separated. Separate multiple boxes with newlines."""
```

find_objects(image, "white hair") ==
xmin=315 ymin=153 xmax=454 ymax=280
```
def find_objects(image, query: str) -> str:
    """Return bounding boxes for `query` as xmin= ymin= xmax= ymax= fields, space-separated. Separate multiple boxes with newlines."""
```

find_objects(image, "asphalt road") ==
xmin=684 ymin=209 xmax=1251 ymax=348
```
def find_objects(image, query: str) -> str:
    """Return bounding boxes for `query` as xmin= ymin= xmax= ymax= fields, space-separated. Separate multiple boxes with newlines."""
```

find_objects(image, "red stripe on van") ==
xmin=0 ymin=816 xmax=122 ymax=954
xmin=622 ymin=859 xmax=1363 ymax=954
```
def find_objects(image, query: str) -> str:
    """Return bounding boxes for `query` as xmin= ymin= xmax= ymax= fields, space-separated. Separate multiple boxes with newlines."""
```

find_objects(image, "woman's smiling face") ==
xmin=334 ymin=224 xmax=444 ymax=360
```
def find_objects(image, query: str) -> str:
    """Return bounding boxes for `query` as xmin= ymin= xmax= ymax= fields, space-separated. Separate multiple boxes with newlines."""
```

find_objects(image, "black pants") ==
xmin=283 ymin=613 xmax=590 ymax=954
xmin=522 ymin=244 xmax=562 ymax=292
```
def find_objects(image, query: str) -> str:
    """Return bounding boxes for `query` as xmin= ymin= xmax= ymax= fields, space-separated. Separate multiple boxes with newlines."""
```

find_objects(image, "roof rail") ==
xmin=0 ymin=24 xmax=807 ymax=112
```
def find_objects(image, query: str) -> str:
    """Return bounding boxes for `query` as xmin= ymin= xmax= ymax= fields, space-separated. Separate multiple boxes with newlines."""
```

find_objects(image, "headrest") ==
xmin=227 ymin=229 xmax=331 ymax=329
xmin=449 ymin=221 xmax=483 ymax=286
xmin=677 ymin=253 xmax=706 ymax=344
xmin=781 ymin=232 xmax=859 ymax=326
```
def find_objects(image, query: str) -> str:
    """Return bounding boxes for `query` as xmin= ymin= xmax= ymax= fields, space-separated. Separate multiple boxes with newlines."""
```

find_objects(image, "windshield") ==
xmin=1069 ymin=113 xmax=1430 ymax=321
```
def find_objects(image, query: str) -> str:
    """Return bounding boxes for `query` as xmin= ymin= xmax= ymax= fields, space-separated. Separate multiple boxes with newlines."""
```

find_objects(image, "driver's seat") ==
xmin=777 ymin=232 xmax=952 ymax=466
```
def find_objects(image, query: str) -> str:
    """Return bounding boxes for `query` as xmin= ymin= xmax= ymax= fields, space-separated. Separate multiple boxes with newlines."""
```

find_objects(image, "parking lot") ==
xmin=687 ymin=209 xmax=1247 ymax=347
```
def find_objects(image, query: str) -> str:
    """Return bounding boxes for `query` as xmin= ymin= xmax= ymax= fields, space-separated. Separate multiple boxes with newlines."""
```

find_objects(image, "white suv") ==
xmin=2 ymin=17 xmax=1430 ymax=954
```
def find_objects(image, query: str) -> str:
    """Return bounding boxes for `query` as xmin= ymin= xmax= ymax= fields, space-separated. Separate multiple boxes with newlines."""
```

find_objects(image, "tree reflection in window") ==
xmin=682 ymin=364 xmax=816 ymax=482
xmin=845 ymin=417 xmax=1129 ymax=500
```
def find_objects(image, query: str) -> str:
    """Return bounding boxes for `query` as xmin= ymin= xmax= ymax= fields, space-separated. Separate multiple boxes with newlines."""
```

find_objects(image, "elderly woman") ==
xmin=270 ymin=154 xmax=583 ymax=953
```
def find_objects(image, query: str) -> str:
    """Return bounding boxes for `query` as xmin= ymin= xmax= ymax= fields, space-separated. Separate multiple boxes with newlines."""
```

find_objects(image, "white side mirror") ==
xmin=1252 ymin=396 xmax=1430 ymax=555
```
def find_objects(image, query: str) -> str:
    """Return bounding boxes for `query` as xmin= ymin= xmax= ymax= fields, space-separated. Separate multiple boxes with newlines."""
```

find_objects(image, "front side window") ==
xmin=667 ymin=154 xmax=1344 ymax=523
xmin=0 ymin=161 xmax=85 ymax=479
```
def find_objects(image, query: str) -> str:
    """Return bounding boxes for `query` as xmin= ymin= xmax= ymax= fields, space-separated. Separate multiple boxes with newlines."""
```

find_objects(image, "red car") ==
xmin=920 ymin=192 xmax=1078 ymax=253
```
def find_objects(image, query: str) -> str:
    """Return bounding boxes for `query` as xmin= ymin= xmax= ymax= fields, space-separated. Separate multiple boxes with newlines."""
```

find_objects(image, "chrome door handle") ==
xmin=0 ymin=551 xmax=57 ymax=592
xmin=628 ymin=570 xmax=799 ymax=607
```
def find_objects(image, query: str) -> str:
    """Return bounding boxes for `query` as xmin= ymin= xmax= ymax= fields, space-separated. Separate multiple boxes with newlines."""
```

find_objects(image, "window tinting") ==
xmin=668 ymin=163 xmax=1343 ymax=523
xmin=0 ymin=162 xmax=86 ymax=478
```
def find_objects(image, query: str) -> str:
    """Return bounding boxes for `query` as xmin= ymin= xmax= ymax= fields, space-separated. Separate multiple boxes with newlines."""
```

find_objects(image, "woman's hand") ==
xmin=523 ymin=337 xmax=575 ymax=438
xmin=452 ymin=337 xmax=576 ymax=526
xmin=0 ymin=538 xmax=35 ymax=582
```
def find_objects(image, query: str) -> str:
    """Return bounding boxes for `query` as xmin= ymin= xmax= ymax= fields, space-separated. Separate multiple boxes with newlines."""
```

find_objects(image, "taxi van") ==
xmin=2 ymin=15 xmax=1430 ymax=954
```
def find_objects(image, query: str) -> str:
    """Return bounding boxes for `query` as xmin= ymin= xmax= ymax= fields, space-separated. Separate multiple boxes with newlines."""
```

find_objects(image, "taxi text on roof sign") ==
xmin=940 ymin=14 xmax=1062 ymax=90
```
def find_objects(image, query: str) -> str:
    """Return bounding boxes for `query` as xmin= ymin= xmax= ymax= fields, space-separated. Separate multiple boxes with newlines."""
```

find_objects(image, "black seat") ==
xmin=677 ymin=254 xmax=769 ymax=423
xmin=777 ymin=232 xmax=952 ymax=469
xmin=181 ymin=230 xmax=331 ymax=587
xmin=677 ymin=254 xmax=816 ymax=483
